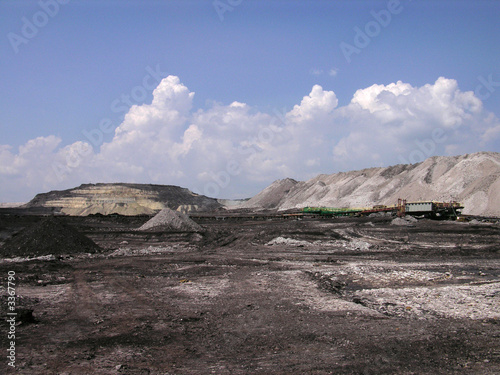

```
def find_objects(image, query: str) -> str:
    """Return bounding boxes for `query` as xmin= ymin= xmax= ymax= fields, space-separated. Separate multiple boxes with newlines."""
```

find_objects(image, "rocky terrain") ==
xmin=23 ymin=183 xmax=221 ymax=216
xmin=0 ymin=213 xmax=499 ymax=374
xmin=1 ymin=152 xmax=499 ymax=373
xmin=240 ymin=152 xmax=500 ymax=217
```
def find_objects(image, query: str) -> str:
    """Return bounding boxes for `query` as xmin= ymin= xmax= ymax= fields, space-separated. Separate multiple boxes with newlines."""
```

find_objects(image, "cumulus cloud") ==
xmin=333 ymin=77 xmax=493 ymax=169
xmin=0 ymin=135 xmax=66 ymax=200
xmin=1 ymin=76 xmax=499 ymax=201
xmin=288 ymin=84 xmax=338 ymax=123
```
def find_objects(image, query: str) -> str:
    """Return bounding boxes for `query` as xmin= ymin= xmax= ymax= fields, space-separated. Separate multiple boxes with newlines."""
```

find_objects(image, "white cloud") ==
xmin=0 ymin=136 xmax=67 ymax=200
xmin=288 ymin=84 xmax=338 ymax=123
xmin=333 ymin=77 xmax=495 ymax=168
xmin=1 ymin=76 xmax=499 ymax=201
xmin=310 ymin=68 xmax=323 ymax=76
xmin=328 ymin=68 xmax=338 ymax=77
xmin=310 ymin=68 xmax=338 ymax=77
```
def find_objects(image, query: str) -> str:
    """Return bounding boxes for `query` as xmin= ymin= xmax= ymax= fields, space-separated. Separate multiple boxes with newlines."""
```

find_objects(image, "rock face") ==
xmin=1 ymin=217 xmax=101 ymax=258
xmin=239 ymin=178 xmax=298 ymax=210
xmin=24 ymin=183 xmax=221 ymax=216
xmin=137 ymin=207 xmax=203 ymax=232
xmin=242 ymin=152 xmax=500 ymax=217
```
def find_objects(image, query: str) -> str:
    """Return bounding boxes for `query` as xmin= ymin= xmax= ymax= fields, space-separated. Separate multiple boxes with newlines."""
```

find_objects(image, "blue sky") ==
xmin=1 ymin=0 xmax=500 ymax=202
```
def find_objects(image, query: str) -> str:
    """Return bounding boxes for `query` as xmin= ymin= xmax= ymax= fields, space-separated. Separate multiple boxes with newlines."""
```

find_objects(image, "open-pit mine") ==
xmin=1 ymin=152 xmax=499 ymax=374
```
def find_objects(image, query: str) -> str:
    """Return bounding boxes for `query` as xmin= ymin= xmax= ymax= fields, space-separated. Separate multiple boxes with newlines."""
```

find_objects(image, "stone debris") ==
xmin=137 ymin=207 xmax=203 ymax=232
xmin=391 ymin=215 xmax=418 ymax=226
xmin=108 ymin=246 xmax=176 ymax=257
xmin=266 ymin=236 xmax=310 ymax=247
xmin=468 ymin=219 xmax=494 ymax=225
xmin=266 ymin=236 xmax=371 ymax=251
xmin=352 ymin=282 xmax=500 ymax=320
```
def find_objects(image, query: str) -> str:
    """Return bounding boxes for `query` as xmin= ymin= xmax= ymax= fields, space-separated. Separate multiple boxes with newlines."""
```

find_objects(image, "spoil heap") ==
xmin=1 ymin=216 xmax=100 ymax=258
xmin=241 ymin=152 xmax=500 ymax=216
xmin=137 ymin=207 xmax=203 ymax=232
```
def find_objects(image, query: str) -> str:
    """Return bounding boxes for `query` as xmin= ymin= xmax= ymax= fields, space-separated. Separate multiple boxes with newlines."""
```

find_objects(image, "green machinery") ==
xmin=302 ymin=200 xmax=463 ymax=219
xmin=302 ymin=206 xmax=364 ymax=216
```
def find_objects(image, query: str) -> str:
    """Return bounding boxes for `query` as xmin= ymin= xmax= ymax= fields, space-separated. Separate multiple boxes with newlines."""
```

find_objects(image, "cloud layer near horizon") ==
xmin=2 ymin=76 xmax=499 ymax=201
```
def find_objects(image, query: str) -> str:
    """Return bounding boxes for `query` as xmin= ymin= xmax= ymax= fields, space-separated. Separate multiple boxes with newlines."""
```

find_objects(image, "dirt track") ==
xmin=1 ymin=214 xmax=499 ymax=374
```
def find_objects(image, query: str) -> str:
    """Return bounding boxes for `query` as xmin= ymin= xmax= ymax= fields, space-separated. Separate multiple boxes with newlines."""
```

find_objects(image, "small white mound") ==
xmin=137 ymin=207 xmax=203 ymax=232
xmin=391 ymin=215 xmax=418 ymax=226
xmin=266 ymin=237 xmax=310 ymax=246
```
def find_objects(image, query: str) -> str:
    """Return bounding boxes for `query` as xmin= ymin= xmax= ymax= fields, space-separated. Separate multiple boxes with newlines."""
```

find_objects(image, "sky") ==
xmin=1 ymin=0 xmax=500 ymax=202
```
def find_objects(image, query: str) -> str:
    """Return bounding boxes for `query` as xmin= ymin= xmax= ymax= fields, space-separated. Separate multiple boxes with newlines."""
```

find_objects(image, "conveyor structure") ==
xmin=302 ymin=200 xmax=463 ymax=219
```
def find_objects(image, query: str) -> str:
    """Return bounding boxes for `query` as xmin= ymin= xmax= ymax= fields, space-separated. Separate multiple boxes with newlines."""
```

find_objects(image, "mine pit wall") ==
xmin=21 ymin=183 xmax=222 ymax=216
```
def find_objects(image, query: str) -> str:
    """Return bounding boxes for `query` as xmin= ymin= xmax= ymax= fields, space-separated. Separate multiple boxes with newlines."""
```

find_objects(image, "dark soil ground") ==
xmin=0 ymin=213 xmax=499 ymax=374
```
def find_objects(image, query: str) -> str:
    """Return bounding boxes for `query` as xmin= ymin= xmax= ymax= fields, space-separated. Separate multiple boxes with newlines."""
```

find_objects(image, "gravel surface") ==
xmin=0 ymin=214 xmax=499 ymax=374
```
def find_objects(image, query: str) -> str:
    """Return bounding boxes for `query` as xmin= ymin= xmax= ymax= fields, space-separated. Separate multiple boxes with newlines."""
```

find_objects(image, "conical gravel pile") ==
xmin=137 ymin=207 xmax=203 ymax=232
xmin=1 ymin=216 xmax=101 ymax=258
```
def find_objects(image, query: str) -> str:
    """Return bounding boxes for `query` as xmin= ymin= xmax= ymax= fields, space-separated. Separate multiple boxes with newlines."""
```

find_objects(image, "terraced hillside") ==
xmin=24 ymin=183 xmax=221 ymax=216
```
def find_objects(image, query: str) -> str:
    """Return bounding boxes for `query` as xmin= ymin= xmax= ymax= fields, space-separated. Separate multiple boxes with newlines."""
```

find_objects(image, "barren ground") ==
xmin=1 ymin=214 xmax=499 ymax=374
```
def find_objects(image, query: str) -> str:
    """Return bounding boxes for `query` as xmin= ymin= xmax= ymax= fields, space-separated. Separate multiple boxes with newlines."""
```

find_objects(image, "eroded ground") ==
xmin=1 ymin=214 xmax=499 ymax=374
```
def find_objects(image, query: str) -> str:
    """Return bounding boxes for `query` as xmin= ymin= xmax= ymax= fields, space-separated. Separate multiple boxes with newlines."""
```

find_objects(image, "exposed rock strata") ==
xmin=24 ymin=183 xmax=220 ymax=216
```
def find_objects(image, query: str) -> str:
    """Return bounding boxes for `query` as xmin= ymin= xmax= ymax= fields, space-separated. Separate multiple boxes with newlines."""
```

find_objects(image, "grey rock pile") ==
xmin=391 ymin=215 xmax=418 ymax=226
xmin=137 ymin=207 xmax=203 ymax=232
